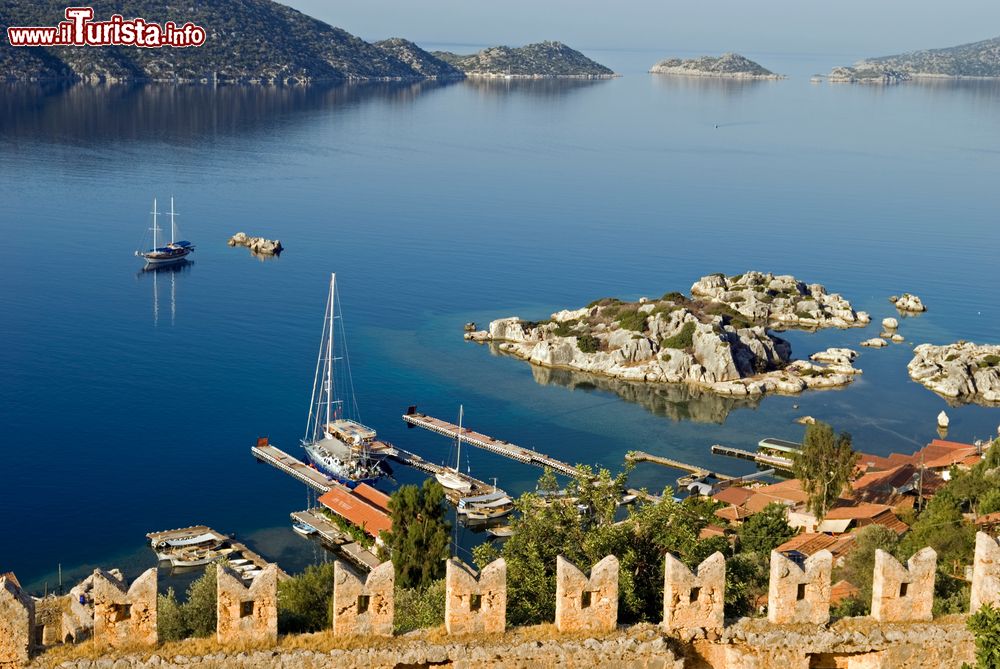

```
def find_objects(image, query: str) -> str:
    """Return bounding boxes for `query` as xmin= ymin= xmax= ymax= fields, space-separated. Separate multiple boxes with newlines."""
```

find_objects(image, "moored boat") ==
xmin=135 ymin=198 xmax=195 ymax=267
xmin=435 ymin=405 xmax=474 ymax=493
xmin=292 ymin=521 xmax=317 ymax=536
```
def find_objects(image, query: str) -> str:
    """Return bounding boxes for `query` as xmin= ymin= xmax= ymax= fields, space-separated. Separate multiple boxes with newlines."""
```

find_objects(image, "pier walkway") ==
xmin=146 ymin=525 xmax=289 ymax=579
xmin=290 ymin=509 xmax=381 ymax=571
xmin=251 ymin=441 xmax=332 ymax=494
xmin=710 ymin=444 xmax=794 ymax=471
xmin=625 ymin=451 xmax=736 ymax=481
xmin=402 ymin=409 xmax=581 ymax=478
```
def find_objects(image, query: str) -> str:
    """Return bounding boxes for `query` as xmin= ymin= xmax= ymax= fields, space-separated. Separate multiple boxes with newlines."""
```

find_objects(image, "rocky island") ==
xmin=908 ymin=342 xmax=1000 ymax=404
xmin=228 ymin=232 xmax=282 ymax=256
xmin=466 ymin=272 xmax=870 ymax=398
xmin=649 ymin=53 xmax=783 ymax=80
xmin=0 ymin=0 xmax=461 ymax=83
xmin=432 ymin=42 xmax=615 ymax=78
xmin=827 ymin=34 xmax=1000 ymax=83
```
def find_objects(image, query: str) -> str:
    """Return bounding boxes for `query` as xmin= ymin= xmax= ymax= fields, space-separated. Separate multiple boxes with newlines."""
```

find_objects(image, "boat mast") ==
xmin=455 ymin=405 xmax=463 ymax=473
xmin=326 ymin=273 xmax=335 ymax=429
xmin=169 ymin=197 xmax=176 ymax=244
xmin=151 ymin=198 xmax=160 ymax=249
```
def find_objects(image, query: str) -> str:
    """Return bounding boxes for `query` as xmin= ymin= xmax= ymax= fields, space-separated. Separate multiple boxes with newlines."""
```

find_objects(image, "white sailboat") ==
xmin=135 ymin=197 xmax=194 ymax=266
xmin=436 ymin=405 xmax=473 ymax=493
xmin=301 ymin=273 xmax=383 ymax=487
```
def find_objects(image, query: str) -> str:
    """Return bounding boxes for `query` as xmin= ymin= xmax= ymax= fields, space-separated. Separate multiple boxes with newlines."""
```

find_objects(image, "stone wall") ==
xmin=92 ymin=568 xmax=157 ymax=651
xmin=768 ymin=549 xmax=832 ymax=625
xmin=554 ymin=555 xmax=618 ymax=633
xmin=215 ymin=564 xmax=277 ymax=646
xmin=971 ymin=531 xmax=1000 ymax=612
xmin=0 ymin=574 xmax=33 ymax=669
xmin=332 ymin=561 xmax=393 ymax=637
xmin=663 ymin=552 xmax=725 ymax=635
xmin=871 ymin=548 xmax=935 ymax=622
xmin=444 ymin=557 xmax=506 ymax=635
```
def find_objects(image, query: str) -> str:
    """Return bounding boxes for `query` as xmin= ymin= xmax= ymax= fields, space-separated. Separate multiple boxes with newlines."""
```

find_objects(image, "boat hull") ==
xmin=139 ymin=247 xmax=194 ymax=266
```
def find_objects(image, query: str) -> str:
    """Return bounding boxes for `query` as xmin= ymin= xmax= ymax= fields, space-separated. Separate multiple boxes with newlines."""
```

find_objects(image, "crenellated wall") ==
xmin=92 ymin=568 xmax=158 ymax=650
xmin=9 ymin=533 xmax=1000 ymax=668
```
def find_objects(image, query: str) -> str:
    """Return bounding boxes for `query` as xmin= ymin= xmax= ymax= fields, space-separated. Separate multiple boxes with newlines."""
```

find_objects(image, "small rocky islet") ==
xmin=649 ymin=53 xmax=783 ymax=80
xmin=432 ymin=42 xmax=616 ymax=79
xmin=466 ymin=271 xmax=870 ymax=398
xmin=825 ymin=34 xmax=1000 ymax=84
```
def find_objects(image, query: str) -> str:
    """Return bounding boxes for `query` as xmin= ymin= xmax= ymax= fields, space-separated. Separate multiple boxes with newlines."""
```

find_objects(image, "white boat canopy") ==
xmin=160 ymin=532 xmax=218 ymax=547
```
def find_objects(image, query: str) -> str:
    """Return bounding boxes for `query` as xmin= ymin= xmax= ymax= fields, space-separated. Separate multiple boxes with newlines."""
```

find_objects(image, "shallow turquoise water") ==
xmin=1 ymin=49 xmax=998 ymax=591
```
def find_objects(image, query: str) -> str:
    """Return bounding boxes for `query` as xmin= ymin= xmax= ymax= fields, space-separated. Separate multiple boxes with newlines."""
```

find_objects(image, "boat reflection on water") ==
xmin=136 ymin=259 xmax=193 ymax=326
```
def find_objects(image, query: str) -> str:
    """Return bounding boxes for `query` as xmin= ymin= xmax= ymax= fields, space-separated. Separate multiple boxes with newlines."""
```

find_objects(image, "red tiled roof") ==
xmin=715 ymin=505 xmax=753 ymax=523
xmin=318 ymin=487 xmax=392 ymax=539
xmin=858 ymin=439 xmax=980 ymax=472
xmin=826 ymin=502 xmax=893 ymax=520
xmin=776 ymin=532 xmax=857 ymax=560
xmin=712 ymin=486 xmax=755 ymax=507
xmin=352 ymin=483 xmax=391 ymax=512
xmin=699 ymin=524 xmax=729 ymax=540
xmin=831 ymin=579 xmax=860 ymax=605
xmin=976 ymin=512 xmax=1000 ymax=527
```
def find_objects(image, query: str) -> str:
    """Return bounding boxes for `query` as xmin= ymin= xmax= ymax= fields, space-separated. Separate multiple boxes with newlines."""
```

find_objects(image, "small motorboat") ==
xmin=228 ymin=558 xmax=250 ymax=566
xmin=292 ymin=521 xmax=317 ymax=537
xmin=487 ymin=525 xmax=515 ymax=538
xmin=241 ymin=569 xmax=263 ymax=581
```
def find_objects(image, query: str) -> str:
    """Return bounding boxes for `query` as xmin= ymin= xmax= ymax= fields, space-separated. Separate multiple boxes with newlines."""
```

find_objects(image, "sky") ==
xmin=285 ymin=0 xmax=1000 ymax=57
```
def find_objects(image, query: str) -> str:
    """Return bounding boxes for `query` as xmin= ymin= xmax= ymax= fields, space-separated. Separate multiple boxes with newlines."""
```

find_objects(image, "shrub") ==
xmin=577 ymin=334 xmax=600 ymax=353
xmin=966 ymin=603 xmax=1000 ymax=669
xmin=278 ymin=562 xmax=336 ymax=633
xmin=795 ymin=311 xmax=814 ymax=320
xmin=618 ymin=309 xmax=648 ymax=332
xmin=394 ymin=580 xmax=446 ymax=633
xmin=660 ymin=291 xmax=688 ymax=303
xmin=660 ymin=321 xmax=696 ymax=349
xmin=586 ymin=297 xmax=622 ymax=308
xmin=553 ymin=319 xmax=578 ymax=337
xmin=157 ymin=588 xmax=189 ymax=641
xmin=979 ymin=354 xmax=1000 ymax=368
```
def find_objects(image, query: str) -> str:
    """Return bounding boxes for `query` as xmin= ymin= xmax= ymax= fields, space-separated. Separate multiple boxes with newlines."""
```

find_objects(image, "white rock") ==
xmin=882 ymin=317 xmax=899 ymax=330
xmin=862 ymin=338 xmax=888 ymax=348
xmin=894 ymin=293 xmax=927 ymax=312
xmin=938 ymin=411 xmax=949 ymax=428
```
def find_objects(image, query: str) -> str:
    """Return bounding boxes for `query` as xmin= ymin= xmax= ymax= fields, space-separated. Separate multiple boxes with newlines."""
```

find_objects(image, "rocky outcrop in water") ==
xmin=372 ymin=39 xmax=464 ymax=79
xmin=432 ymin=42 xmax=615 ymax=78
xmin=827 ymin=35 xmax=1000 ymax=84
xmin=908 ymin=342 xmax=1000 ymax=403
xmin=827 ymin=66 xmax=911 ymax=84
xmin=466 ymin=272 xmax=866 ymax=398
xmin=892 ymin=293 xmax=927 ymax=312
xmin=649 ymin=53 xmax=783 ymax=80
xmin=228 ymin=232 xmax=283 ymax=255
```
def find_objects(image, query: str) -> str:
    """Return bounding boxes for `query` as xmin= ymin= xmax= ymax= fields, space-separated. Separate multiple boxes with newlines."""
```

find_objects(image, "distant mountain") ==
xmin=649 ymin=53 xmax=782 ymax=80
xmin=432 ymin=41 xmax=615 ymax=78
xmin=0 ymin=0 xmax=459 ymax=83
xmin=828 ymin=35 xmax=1000 ymax=83
xmin=372 ymin=38 xmax=463 ymax=80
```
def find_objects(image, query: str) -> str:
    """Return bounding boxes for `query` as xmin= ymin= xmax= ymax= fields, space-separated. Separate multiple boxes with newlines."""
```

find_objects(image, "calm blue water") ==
xmin=2 ymin=48 xmax=998 ymax=592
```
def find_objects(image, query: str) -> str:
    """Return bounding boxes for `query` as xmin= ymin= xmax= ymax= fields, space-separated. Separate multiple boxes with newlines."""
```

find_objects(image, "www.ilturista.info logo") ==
xmin=7 ymin=7 xmax=206 ymax=48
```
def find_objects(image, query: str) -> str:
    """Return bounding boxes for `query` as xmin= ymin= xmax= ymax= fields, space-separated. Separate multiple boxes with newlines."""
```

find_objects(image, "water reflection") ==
xmin=650 ymin=73 xmax=782 ymax=97
xmin=460 ymin=77 xmax=612 ymax=98
xmin=524 ymin=360 xmax=763 ymax=424
xmin=0 ymin=80 xmax=455 ymax=142
xmin=136 ymin=259 xmax=192 ymax=326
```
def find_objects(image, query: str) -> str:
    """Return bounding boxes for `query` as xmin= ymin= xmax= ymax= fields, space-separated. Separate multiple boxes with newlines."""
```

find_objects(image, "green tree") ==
xmin=737 ymin=502 xmax=796 ymax=555
xmin=966 ymin=604 xmax=1000 ymax=669
xmin=833 ymin=524 xmax=899 ymax=614
xmin=277 ymin=562 xmax=336 ymax=633
xmin=156 ymin=588 xmax=189 ymax=642
xmin=899 ymin=489 xmax=975 ymax=576
xmin=793 ymin=421 xmax=858 ymax=520
xmin=181 ymin=563 xmax=219 ymax=638
xmin=381 ymin=479 xmax=451 ymax=589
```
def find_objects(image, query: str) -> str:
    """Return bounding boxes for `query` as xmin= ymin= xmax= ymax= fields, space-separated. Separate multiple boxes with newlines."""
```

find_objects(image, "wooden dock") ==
xmin=146 ymin=525 xmax=289 ymax=580
xmin=402 ymin=410 xmax=581 ymax=478
xmin=251 ymin=442 xmax=333 ymax=493
xmin=290 ymin=509 xmax=381 ymax=571
xmin=387 ymin=444 xmax=502 ymax=503
xmin=710 ymin=444 xmax=794 ymax=471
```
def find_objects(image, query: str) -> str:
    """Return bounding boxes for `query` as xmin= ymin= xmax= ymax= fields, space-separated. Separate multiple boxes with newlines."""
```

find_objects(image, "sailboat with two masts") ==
xmin=301 ymin=273 xmax=386 ymax=488
xmin=135 ymin=197 xmax=195 ymax=267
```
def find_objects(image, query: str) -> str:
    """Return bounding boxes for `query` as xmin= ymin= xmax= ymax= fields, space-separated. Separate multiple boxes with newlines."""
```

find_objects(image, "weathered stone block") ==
xmin=663 ymin=552 xmax=725 ymax=633
xmin=0 ymin=573 xmax=34 ymax=668
xmin=445 ymin=557 xmax=506 ymax=635
xmin=92 ymin=568 xmax=157 ymax=650
xmin=971 ymin=531 xmax=1000 ymax=612
xmin=216 ymin=564 xmax=277 ymax=646
xmin=333 ymin=561 xmax=394 ymax=637
xmin=768 ymin=550 xmax=831 ymax=625
xmin=555 ymin=555 xmax=618 ymax=633
xmin=871 ymin=547 xmax=935 ymax=622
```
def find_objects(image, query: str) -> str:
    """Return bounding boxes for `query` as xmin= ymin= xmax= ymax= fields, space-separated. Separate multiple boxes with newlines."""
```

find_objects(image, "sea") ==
xmin=1 ymin=47 xmax=998 ymax=594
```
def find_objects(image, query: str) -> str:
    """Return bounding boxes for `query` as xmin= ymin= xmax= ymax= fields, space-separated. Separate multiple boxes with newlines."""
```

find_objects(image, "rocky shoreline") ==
xmin=466 ymin=272 xmax=869 ymax=398
xmin=908 ymin=342 xmax=1000 ymax=404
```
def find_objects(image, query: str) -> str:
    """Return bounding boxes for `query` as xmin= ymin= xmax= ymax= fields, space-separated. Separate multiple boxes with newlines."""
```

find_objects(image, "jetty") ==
xmin=290 ymin=509 xmax=380 ymax=570
xmin=625 ymin=450 xmax=735 ymax=482
xmin=251 ymin=439 xmax=333 ymax=493
xmin=711 ymin=444 xmax=794 ymax=471
xmin=146 ymin=525 xmax=289 ymax=579
xmin=402 ymin=407 xmax=581 ymax=478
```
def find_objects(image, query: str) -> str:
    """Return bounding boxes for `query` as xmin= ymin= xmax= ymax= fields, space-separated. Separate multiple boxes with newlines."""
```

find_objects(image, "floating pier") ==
xmin=251 ymin=441 xmax=333 ymax=493
xmin=146 ymin=525 xmax=288 ymax=579
xmin=710 ymin=444 xmax=794 ymax=471
xmin=402 ymin=408 xmax=581 ymax=478
xmin=387 ymin=444 xmax=501 ymax=503
xmin=625 ymin=450 xmax=736 ymax=482
xmin=290 ymin=509 xmax=380 ymax=571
